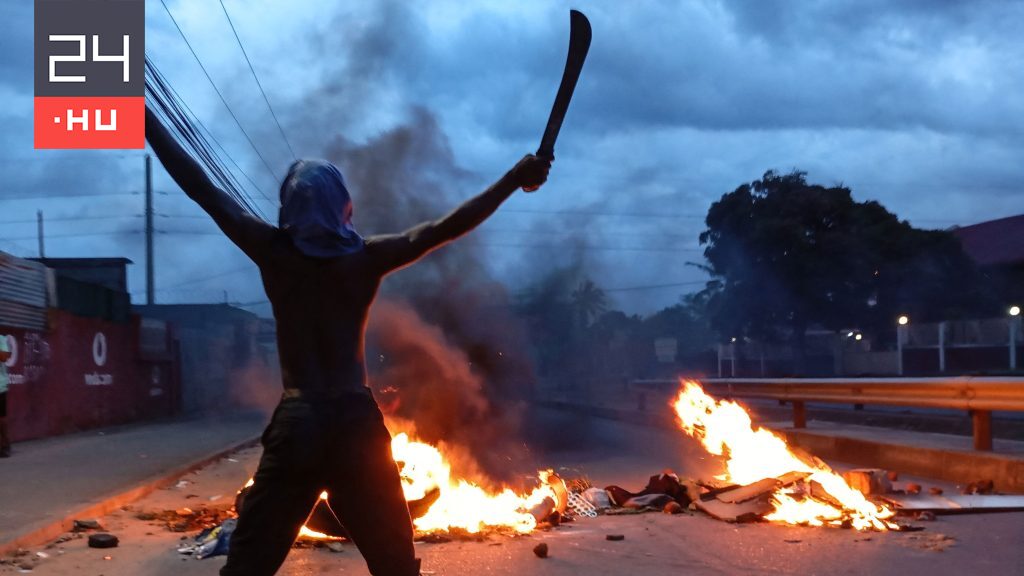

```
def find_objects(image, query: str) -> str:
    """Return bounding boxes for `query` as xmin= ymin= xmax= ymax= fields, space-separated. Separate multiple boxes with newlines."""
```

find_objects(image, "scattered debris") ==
xmin=901 ymin=533 xmax=956 ymax=552
xmin=716 ymin=472 xmax=808 ymax=504
xmin=905 ymin=482 xmax=922 ymax=495
xmin=928 ymin=487 xmax=944 ymax=496
xmin=178 ymin=519 xmax=236 ymax=559
xmin=662 ymin=501 xmax=683 ymax=515
xmin=962 ymin=480 xmax=995 ymax=495
xmin=141 ymin=507 xmax=234 ymax=532
xmin=532 ymin=543 xmax=549 ymax=558
xmin=606 ymin=534 xmax=625 ymax=541
xmin=581 ymin=487 xmax=611 ymax=510
xmin=606 ymin=472 xmax=694 ymax=509
xmin=694 ymin=496 xmax=772 ymax=523
xmin=72 ymin=519 xmax=103 ymax=532
xmin=87 ymin=533 xmax=119 ymax=549
xmin=416 ymin=533 xmax=452 ymax=544
xmin=326 ymin=541 xmax=345 ymax=553
xmin=842 ymin=469 xmax=892 ymax=496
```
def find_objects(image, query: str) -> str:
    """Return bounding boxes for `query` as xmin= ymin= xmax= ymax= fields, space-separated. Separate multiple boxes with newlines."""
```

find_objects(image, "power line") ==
xmin=218 ymin=0 xmax=296 ymax=161
xmin=157 ymin=0 xmax=281 ymax=186
xmin=480 ymin=227 xmax=697 ymax=241
xmin=468 ymin=241 xmax=702 ymax=253
xmin=146 ymin=56 xmax=271 ymax=220
xmin=603 ymin=280 xmax=708 ymax=292
xmin=1 ymin=230 xmax=141 ymax=241
xmin=0 ymin=154 xmax=144 ymax=163
xmin=0 ymin=214 xmax=140 ymax=225
xmin=158 ymin=229 xmax=703 ymax=252
xmin=501 ymin=208 xmax=705 ymax=219
xmin=1 ymin=192 xmax=139 ymax=201
xmin=158 ymin=264 xmax=257 ymax=291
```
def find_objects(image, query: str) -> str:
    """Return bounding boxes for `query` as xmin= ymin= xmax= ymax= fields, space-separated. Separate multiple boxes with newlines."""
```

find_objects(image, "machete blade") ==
xmin=536 ymin=9 xmax=591 ymax=160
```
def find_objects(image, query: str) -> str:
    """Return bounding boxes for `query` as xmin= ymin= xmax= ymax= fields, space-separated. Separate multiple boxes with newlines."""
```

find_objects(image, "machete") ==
xmin=525 ymin=9 xmax=591 ymax=191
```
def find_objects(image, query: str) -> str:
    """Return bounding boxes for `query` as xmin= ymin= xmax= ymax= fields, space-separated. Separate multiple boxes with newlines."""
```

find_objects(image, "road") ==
xmin=4 ymin=408 xmax=1022 ymax=575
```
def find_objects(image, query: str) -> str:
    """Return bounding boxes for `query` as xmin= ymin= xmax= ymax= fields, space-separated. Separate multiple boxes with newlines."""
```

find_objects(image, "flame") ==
xmin=243 ymin=434 xmax=557 ymax=538
xmin=391 ymin=433 xmax=557 ymax=534
xmin=672 ymin=380 xmax=897 ymax=530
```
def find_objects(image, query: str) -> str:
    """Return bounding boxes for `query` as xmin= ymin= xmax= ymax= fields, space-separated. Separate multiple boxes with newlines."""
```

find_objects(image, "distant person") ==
xmin=145 ymin=107 xmax=551 ymax=576
xmin=0 ymin=334 xmax=10 ymax=458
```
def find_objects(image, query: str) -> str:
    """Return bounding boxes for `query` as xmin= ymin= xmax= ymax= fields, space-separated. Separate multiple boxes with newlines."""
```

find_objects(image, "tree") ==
xmin=570 ymin=279 xmax=608 ymax=328
xmin=699 ymin=170 xmax=995 ymax=369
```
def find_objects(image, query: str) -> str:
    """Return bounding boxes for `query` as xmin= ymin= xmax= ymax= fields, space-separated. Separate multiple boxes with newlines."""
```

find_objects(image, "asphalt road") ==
xmin=5 ymin=408 xmax=1023 ymax=575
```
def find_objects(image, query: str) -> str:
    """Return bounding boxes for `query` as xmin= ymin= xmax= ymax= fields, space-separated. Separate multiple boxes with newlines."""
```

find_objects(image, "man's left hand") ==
xmin=512 ymin=154 xmax=553 ymax=192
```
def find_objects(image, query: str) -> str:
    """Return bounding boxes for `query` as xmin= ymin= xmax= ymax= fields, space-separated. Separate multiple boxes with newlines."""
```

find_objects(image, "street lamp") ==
xmin=1010 ymin=306 xmax=1021 ymax=370
xmin=896 ymin=315 xmax=909 ymax=375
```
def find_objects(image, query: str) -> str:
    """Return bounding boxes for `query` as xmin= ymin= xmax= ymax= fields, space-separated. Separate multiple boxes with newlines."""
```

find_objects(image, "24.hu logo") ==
xmin=34 ymin=0 xmax=145 ymax=149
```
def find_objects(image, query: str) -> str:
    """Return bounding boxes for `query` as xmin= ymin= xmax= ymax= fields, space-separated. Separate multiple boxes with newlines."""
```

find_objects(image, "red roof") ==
xmin=952 ymin=214 xmax=1024 ymax=267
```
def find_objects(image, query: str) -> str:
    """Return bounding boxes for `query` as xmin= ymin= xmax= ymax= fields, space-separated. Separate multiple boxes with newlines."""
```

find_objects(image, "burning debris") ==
xmin=235 ymin=431 xmax=563 ymax=542
xmin=672 ymin=380 xmax=900 ymax=530
xmin=390 ymin=433 xmax=560 ymax=534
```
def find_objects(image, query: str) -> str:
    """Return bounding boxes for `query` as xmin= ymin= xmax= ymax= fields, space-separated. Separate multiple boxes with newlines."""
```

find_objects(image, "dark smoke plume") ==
xmin=316 ymin=107 xmax=538 ymax=480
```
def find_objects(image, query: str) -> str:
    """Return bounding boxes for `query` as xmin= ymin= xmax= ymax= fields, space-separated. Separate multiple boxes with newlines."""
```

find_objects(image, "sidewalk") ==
xmin=0 ymin=412 xmax=265 ymax=551
xmin=774 ymin=420 xmax=1024 ymax=492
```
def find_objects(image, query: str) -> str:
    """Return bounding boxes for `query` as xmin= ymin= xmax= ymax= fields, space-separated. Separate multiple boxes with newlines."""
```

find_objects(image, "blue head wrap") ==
xmin=278 ymin=160 xmax=364 ymax=258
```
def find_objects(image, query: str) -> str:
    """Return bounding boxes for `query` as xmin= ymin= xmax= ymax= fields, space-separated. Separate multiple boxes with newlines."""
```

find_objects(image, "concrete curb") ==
xmin=779 ymin=429 xmax=1024 ymax=493
xmin=0 ymin=435 xmax=259 ymax=555
xmin=537 ymin=400 xmax=1024 ymax=493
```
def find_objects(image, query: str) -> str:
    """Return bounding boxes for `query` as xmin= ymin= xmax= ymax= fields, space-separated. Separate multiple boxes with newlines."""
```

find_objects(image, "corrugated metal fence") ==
xmin=0 ymin=252 xmax=52 ymax=331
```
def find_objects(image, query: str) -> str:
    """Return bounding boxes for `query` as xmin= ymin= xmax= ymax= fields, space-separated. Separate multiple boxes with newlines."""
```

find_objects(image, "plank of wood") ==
xmin=714 ymin=471 xmax=810 ymax=504
xmin=695 ymin=496 xmax=774 ymax=522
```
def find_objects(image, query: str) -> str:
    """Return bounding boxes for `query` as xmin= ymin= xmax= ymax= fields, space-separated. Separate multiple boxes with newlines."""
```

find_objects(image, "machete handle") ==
xmin=521 ymin=152 xmax=553 ymax=193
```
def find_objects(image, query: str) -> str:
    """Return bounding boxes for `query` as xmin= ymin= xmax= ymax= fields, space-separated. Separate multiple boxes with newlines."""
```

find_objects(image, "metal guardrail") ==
xmin=630 ymin=377 xmax=1024 ymax=451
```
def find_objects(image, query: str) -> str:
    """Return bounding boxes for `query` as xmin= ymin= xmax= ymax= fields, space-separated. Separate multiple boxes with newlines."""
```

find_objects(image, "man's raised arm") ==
xmin=145 ymin=106 xmax=273 ymax=262
xmin=367 ymin=155 xmax=551 ymax=273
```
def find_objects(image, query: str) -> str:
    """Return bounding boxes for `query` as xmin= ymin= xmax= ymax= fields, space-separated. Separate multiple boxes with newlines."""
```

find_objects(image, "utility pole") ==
xmin=145 ymin=154 xmax=155 ymax=305
xmin=36 ymin=210 xmax=45 ymax=258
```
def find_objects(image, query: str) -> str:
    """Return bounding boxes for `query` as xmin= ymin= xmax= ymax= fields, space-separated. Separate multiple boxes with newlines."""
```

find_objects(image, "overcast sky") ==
xmin=2 ymin=0 xmax=1022 ymax=315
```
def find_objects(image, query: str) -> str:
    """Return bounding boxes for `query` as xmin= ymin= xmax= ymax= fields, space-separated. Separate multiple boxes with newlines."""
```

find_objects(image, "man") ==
xmin=145 ymin=107 xmax=551 ymax=576
xmin=0 ymin=333 xmax=10 ymax=458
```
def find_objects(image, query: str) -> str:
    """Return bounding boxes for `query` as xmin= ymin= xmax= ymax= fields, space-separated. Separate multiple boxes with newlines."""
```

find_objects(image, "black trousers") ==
xmin=221 ymin=393 xmax=419 ymax=576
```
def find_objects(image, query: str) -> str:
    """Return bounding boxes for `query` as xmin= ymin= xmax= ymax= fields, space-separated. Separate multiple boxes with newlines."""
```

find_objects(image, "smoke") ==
xmin=260 ymin=1 xmax=599 ymax=480
xmin=293 ymin=92 xmax=533 ymax=479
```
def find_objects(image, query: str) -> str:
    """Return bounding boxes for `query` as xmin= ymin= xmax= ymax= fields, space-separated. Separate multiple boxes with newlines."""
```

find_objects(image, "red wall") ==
xmin=2 ymin=310 xmax=178 ymax=442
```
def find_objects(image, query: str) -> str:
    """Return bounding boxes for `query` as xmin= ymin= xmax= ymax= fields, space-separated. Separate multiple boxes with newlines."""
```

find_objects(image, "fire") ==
xmin=390 ymin=433 xmax=557 ymax=534
xmin=243 ymin=433 xmax=559 ymax=539
xmin=672 ymin=380 xmax=897 ymax=530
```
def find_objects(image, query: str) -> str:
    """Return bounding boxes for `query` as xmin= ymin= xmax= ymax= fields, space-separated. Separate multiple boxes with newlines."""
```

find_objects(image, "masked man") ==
xmin=145 ymin=107 xmax=551 ymax=576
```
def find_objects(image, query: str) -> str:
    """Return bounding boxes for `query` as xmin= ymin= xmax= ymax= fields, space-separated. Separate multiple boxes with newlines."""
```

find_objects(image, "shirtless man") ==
xmin=145 ymin=107 xmax=551 ymax=576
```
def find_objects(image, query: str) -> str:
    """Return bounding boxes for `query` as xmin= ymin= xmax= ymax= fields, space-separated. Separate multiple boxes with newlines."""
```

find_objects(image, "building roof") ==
xmin=32 ymin=257 xmax=133 ymax=266
xmin=952 ymin=214 xmax=1024 ymax=267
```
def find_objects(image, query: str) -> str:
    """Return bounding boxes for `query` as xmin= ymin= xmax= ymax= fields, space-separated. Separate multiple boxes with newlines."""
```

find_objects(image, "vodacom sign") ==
xmin=84 ymin=331 xmax=113 ymax=386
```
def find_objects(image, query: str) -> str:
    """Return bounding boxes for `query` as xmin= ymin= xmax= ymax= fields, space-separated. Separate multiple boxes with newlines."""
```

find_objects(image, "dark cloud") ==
xmin=1 ymin=0 xmax=1022 ymax=314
